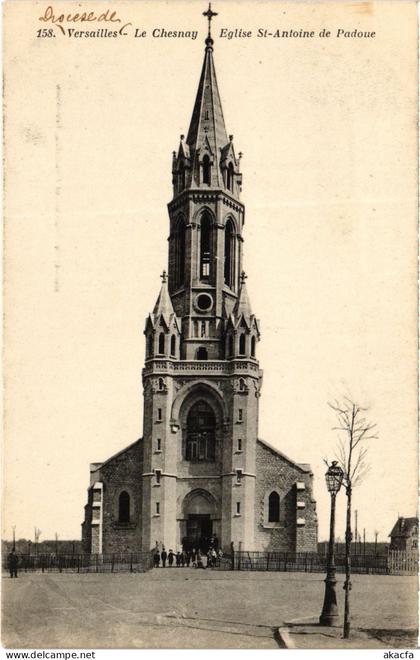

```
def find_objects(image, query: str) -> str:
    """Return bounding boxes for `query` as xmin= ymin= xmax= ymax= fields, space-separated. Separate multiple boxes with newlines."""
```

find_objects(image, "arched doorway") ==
xmin=181 ymin=490 xmax=218 ymax=553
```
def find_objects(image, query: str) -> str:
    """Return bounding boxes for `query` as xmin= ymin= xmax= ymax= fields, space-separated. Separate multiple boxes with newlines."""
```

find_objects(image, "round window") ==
xmin=195 ymin=293 xmax=213 ymax=312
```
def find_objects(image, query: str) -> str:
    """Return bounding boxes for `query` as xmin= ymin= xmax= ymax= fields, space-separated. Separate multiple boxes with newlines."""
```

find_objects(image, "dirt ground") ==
xmin=2 ymin=568 xmax=418 ymax=649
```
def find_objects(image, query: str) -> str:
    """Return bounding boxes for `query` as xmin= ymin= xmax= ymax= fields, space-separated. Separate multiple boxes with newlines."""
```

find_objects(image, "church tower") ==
xmin=82 ymin=5 xmax=318 ymax=558
xmin=141 ymin=7 xmax=262 ymax=552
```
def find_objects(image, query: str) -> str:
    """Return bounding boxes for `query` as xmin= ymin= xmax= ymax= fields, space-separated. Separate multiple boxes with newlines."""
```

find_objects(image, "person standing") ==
xmin=176 ymin=551 xmax=181 ymax=567
xmin=161 ymin=547 xmax=167 ymax=568
xmin=153 ymin=548 xmax=161 ymax=568
xmin=211 ymin=548 xmax=217 ymax=568
xmin=168 ymin=549 xmax=174 ymax=567
xmin=8 ymin=550 xmax=18 ymax=578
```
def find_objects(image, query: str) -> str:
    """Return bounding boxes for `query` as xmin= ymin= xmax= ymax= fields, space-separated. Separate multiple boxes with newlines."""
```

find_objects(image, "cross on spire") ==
xmin=203 ymin=3 xmax=218 ymax=38
xmin=240 ymin=271 xmax=248 ymax=284
xmin=160 ymin=270 xmax=167 ymax=283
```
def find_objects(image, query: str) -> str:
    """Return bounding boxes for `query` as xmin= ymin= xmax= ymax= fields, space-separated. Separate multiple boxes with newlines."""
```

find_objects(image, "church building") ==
xmin=82 ymin=8 xmax=318 ymax=555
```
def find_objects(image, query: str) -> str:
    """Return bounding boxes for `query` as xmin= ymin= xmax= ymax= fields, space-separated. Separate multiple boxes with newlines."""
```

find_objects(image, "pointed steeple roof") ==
xmin=233 ymin=271 xmax=253 ymax=320
xmin=151 ymin=271 xmax=178 ymax=329
xmin=185 ymin=18 xmax=228 ymax=186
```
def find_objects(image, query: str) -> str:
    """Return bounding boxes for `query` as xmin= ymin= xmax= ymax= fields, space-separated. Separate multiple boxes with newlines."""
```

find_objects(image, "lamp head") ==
xmin=325 ymin=460 xmax=344 ymax=494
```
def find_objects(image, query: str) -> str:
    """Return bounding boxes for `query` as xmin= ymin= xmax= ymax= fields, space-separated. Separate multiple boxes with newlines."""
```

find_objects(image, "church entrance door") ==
xmin=185 ymin=514 xmax=212 ymax=552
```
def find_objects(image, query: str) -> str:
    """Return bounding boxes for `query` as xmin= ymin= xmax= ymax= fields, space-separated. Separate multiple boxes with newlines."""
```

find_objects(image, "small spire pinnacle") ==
xmin=160 ymin=270 xmax=167 ymax=283
xmin=203 ymin=3 xmax=218 ymax=49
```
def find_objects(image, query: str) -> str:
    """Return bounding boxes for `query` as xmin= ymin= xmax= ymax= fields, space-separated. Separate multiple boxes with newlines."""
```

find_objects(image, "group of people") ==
xmin=153 ymin=546 xmax=223 ymax=569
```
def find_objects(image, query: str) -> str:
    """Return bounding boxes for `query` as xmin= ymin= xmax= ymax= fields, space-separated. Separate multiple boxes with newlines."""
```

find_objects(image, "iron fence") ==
xmin=3 ymin=552 xmax=154 ymax=573
xmin=216 ymin=550 xmax=417 ymax=575
xmin=3 ymin=549 xmax=417 ymax=576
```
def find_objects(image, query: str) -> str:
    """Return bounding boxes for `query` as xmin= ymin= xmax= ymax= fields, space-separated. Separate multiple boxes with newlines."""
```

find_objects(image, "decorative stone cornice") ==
xmin=168 ymin=189 xmax=244 ymax=215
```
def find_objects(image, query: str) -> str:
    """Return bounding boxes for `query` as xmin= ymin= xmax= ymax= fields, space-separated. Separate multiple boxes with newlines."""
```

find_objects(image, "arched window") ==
xmin=147 ymin=334 xmax=154 ymax=358
xmin=251 ymin=336 xmax=256 ymax=358
xmin=197 ymin=346 xmax=208 ymax=360
xmin=118 ymin=491 xmax=130 ymax=523
xmin=200 ymin=213 xmax=211 ymax=279
xmin=224 ymin=219 xmax=235 ymax=289
xmin=185 ymin=400 xmax=216 ymax=462
xmin=170 ymin=334 xmax=176 ymax=357
xmin=268 ymin=491 xmax=280 ymax=523
xmin=239 ymin=378 xmax=245 ymax=391
xmin=227 ymin=162 xmax=234 ymax=192
xmin=239 ymin=333 xmax=246 ymax=355
xmin=228 ymin=334 xmax=234 ymax=357
xmin=158 ymin=332 xmax=165 ymax=354
xmin=158 ymin=377 xmax=164 ymax=391
xmin=174 ymin=217 xmax=185 ymax=288
xmin=202 ymin=155 xmax=211 ymax=185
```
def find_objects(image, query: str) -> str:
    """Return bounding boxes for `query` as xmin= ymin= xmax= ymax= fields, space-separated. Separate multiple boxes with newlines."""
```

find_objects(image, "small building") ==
xmin=389 ymin=516 xmax=418 ymax=551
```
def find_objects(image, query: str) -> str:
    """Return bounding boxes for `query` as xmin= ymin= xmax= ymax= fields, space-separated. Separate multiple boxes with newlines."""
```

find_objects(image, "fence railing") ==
xmin=3 ymin=549 xmax=417 ymax=576
xmin=3 ymin=552 xmax=154 ymax=573
xmin=387 ymin=549 xmax=419 ymax=575
xmin=216 ymin=550 xmax=418 ymax=575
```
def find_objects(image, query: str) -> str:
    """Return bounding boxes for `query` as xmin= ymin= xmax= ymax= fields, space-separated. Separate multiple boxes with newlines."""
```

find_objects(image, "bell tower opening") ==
xmin=224 ymin=218 xmax=236 ymax=289
xmin=200 ymin=213 xmax=211 ymax=280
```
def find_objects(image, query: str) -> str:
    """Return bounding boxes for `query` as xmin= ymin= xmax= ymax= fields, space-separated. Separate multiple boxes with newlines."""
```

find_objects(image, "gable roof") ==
xmin=389 ymin=516 xmax=419 ymax=538
xmin=257 ymin=438 xmax=312 ymax=474
xmin=90 ymin=438 xmax=142 ymax=475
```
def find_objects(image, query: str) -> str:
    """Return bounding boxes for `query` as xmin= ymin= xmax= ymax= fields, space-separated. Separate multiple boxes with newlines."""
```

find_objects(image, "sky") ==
xmin=3 ymin=0 xmax=418 ymax=544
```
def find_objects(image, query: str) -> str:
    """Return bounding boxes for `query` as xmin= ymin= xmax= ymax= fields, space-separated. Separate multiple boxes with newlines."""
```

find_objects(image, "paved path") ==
xmin=2 ymin=569 xmax=418 ymax=648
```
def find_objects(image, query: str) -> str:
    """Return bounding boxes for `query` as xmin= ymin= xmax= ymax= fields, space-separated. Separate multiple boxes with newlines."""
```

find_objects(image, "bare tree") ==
xmin=328 ymin=397 xmax=377 ymax=639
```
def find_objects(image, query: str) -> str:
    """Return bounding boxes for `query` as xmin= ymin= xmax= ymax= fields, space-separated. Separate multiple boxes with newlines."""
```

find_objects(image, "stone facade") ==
xmin=82 ymin=24 xmax=317 ymax=556
xmin=254 ymin=440 xmax=317 ymax=552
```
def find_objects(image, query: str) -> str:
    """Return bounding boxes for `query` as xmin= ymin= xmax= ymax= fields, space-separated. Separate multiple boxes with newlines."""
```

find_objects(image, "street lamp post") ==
xmin=319 ymin=461 xmax=344 ymax=626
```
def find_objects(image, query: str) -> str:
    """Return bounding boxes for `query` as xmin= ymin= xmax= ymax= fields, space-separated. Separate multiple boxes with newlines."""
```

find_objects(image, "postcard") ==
xmin=2 ymin=0 xmax=418 ymax=653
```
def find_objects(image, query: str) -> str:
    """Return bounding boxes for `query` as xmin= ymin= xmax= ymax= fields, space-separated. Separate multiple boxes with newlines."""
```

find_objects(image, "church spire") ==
xmin=172 ymin=4 xmax=242 ymax=197
xmin=185 ymin=5 xmax=228 ymax=183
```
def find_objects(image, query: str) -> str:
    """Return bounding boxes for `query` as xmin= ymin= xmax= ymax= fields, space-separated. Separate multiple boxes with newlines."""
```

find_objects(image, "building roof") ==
xmin=146 ymin=272 xmax=181 ymax=333
xmin=185 ymin=37 xmax=229 ymax=187
xmin=257 ymin=438 xmax=312 ymax=474
xmin=233 ymin=279 xmax=253 ymax=320
xmin=90 ymin=438 xmax=142 ymax=475
xmin=389 ymin=516 xmax=419 ymax=538
xmin=153 ymin=275 xmax=176 ymax=322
